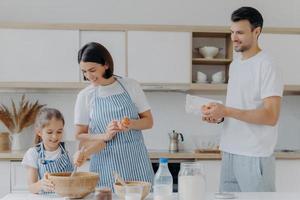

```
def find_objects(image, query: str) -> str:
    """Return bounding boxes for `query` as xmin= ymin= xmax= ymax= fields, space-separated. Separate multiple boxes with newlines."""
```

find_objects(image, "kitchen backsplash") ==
xmin=0 ymin=90 xmax=300 ymax=151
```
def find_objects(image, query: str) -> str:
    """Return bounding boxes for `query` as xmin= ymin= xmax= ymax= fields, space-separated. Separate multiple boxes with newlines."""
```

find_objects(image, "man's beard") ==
xmin=234 ymin=45 xmax=250 ymax=52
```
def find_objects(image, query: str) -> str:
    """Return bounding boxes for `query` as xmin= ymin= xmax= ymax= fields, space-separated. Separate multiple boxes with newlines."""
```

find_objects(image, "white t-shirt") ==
xmin=74 ymin=77 xmax=150 ymax=125
xmin=220 ymin=51 xmax=283 ymax=157
xmin=22 ymin=146 xmax=61 ymax=169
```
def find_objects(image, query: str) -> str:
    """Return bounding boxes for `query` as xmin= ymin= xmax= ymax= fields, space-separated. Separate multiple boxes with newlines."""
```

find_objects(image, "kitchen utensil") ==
xmin=168 ymin=130 xmax=184 ymax=152
xmin=70 ymin=146 xmax=85 ymax=177
xmin=113 ymin=171 xmax=126 ymax=186
xmin=114 ymin=181 xmax=151 ymax=200
xmin=48 ymin=172 xmax=99 ymax=198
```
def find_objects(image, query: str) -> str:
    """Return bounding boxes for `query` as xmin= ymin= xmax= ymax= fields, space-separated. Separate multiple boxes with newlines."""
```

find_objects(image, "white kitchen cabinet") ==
xmin=127 ymin=31 xmax=191 ymax=83
xmin=276 ymin=160 xmax=300 ymax=192
xmin=196 ymin=160 xmax=300 ymax=193
xmin=0 ymin=29 xmax=79 ymax=82
xmin=10 ymin=161 xmax=27 ymax=192
xmin=0 ymin=161 xmax=10 ymax=198
xmin=259 ymin=33 xmax=300 ymax=85
xmin=80 ymin=31 xmax=126 ymax=78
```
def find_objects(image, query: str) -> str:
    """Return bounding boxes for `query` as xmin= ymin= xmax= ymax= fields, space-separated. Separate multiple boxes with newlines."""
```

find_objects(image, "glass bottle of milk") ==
xmin=178 ymin=162 xmax=206 ymax=200
xmin=153 ymin=158 xmax=173 ymax=200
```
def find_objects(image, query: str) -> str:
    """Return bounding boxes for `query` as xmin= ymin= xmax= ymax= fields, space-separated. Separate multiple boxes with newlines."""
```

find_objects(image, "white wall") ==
xmin=0 ymin=91 xmax=299 ymax=151
xmin=0 ymin=0 xmax=299 ymax=28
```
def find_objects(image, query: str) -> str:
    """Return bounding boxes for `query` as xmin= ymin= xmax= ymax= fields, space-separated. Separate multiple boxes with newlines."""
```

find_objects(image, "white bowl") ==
xmin=199 ymin=46 xmax=219 ymax=59
xmin=212 ymin=71 xmax=225 ymax=83
xmin=197 ymin=71 xmax=207 ymax=82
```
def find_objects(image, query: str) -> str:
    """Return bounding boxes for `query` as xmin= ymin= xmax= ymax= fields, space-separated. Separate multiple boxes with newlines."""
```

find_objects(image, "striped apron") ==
xmin=36 ymin=142 xmax=74 ymax=180
xmin=89 ymin=79 xmax=154 ymax=189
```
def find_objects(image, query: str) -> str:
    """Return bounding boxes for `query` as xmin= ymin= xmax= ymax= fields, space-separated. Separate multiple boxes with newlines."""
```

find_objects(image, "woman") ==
xmin=74 ymin=42 xmax=154 ymax=189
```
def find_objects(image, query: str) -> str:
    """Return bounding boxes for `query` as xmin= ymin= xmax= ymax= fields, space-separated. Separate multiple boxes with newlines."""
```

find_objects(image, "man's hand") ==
xmin=201 ymin=103 xmax=226 ymax=123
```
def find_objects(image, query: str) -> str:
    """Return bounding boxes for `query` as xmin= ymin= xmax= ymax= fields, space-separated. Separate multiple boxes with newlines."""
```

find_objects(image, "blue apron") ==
xmin=89 ymin=79 xmax=154 ymax=189
xmin=36 ymin=142 xmax=74 ymax=180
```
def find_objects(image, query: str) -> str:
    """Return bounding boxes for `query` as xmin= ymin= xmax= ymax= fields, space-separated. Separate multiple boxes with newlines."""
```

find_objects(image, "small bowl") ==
xmin=48 ymin=172 xmax=99 ymax=198
xmin=212 ymin=71 xmax=225 ymax=83
xmin=114 ymin=181 xmax=151 ymax=200
xmin=198 ymin=46 xmax=220 ymax=59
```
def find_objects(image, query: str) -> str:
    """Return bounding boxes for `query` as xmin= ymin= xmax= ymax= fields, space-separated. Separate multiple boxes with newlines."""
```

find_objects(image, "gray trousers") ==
xmin=219 ymin=152 xmax=276 ymax=192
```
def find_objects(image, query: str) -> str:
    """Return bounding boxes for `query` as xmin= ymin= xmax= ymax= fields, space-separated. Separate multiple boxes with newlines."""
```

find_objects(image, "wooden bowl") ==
xmin=48 ymin=172 xmax=99 ymax=198
xmin=114 ymin=181 xmax=151 ymax=200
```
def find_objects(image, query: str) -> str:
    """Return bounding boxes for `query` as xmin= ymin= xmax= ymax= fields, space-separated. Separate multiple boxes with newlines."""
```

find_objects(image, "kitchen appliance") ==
xmin=168 ymin=130 xmax=184 ymax=152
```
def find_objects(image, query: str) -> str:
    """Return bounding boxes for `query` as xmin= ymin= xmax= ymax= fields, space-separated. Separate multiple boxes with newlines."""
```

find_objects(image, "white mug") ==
xmin=197 ymin=71 xmax=207 ymax=83
xmin=212 ymin=71 xmax=225 ymax=83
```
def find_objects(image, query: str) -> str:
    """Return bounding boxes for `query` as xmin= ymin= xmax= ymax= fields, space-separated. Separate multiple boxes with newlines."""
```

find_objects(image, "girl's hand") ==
xmin=104 ymin=120 xmax=120 ymax=141
xmin=118 ymin=117 xmax=131 ymax=132
xmin=41 ymin=173 xmax=54 ymax=192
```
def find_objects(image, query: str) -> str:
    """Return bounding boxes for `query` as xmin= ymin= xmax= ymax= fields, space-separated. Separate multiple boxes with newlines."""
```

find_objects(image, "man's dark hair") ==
xmin=231 ymin=7 xmax=263 ymax=30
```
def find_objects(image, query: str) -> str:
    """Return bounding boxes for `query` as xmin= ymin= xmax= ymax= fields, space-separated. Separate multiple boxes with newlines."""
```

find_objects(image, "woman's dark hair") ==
xmin=231 ymin=7 xmax=263 ymax=31
xmin=78 ymin=42 xmax=114 ymax=79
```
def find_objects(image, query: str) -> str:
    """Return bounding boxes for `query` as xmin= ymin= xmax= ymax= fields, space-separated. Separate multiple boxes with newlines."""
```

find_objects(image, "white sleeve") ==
xmin=21 ymin=147 xmax=39 ymax=169
xmin=260 ymin=60 xmax=284 ymax=99
xmin=74 ymin=89 xmax=90 ymax=125
xmin=126 ymin=79 xmax=151 ymax=113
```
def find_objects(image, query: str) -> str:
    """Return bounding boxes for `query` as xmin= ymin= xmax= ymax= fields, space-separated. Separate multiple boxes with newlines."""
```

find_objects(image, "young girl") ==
xmin=21 ymin=108 xmax=73 ymax=193
xmin=22 ymin=108 xmax=106 ymax=194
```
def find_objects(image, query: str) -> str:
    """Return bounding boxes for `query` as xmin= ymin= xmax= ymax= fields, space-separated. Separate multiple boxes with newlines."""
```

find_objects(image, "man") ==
xmin=202 ymin=7 xmax=283 ymax=192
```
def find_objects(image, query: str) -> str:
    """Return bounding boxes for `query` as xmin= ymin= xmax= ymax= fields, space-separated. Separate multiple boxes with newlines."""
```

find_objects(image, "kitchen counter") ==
xmin=1 ymin=149 xmax=300 ymax=161
xmin=3 ymin=192 xmax=300 ymax=200
xmin=148 ymin=149 xmax=300 ymax=160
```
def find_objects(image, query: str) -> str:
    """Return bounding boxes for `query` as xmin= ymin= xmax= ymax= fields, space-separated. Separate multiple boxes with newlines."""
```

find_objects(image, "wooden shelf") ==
xmin=192 ymin=58 xmax=232 ymax=65
xmin=284 ymin=85 xmax=300 ymax=92
xmin=190 ymin=83 xmax=227 ymax=91
xmin=1 ymin=82 xmax=300 ymax=93
xmin=0 ymin=82 xmax=191 ymax=91
xmin=0 ymin=82 xmax=89 ymax=89
xmin=140 ymin=83 xmax=190 ymax=91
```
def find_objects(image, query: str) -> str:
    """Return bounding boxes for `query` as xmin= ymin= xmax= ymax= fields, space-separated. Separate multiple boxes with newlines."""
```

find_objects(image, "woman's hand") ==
xmin=73 ymin=148 xmax=87 ymax=167
xmin=104 ymin=120 xmax=120 ymax=141
xmin=117 ymin=117 xmax=131 ymax=132
xmin=40 ymin=173 xmax=54 ymax=192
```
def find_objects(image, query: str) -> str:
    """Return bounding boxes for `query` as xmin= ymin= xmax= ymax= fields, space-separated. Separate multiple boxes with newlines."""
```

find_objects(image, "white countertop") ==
xmin=3 ymin=192 xmax=300 ymax=200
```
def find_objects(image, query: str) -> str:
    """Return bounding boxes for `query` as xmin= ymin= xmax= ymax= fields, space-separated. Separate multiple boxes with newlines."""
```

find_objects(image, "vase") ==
xmin=10 ymin=133 xmax=23 ymax=151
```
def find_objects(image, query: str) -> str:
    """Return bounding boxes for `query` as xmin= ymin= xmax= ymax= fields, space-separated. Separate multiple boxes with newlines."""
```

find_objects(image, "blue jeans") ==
xmin=219 ymin=152 xmax=276 ymax=192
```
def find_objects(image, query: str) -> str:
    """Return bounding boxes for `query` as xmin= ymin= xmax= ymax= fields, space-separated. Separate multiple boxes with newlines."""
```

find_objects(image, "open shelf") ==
xmin=190 ymin=83 xmax=227 ymax=91
xmin=192 ymin=58 xmax=232 ymax=65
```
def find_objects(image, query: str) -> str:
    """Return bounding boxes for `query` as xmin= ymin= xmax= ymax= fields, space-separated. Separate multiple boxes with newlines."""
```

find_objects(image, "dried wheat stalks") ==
xmin=0 ymin=95 xmax=45 ymax=134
